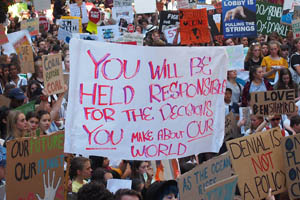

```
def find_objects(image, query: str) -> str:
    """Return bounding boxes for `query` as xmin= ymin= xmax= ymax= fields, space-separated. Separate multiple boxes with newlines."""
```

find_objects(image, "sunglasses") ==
xmin=271 ymin=118 xmax=281 ymax=121
xmin=251 ymin=42 xmax=260 ymax=46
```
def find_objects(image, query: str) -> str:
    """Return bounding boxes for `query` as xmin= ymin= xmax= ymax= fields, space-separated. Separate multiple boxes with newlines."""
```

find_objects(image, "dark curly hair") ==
xmin=77 ymin=182 xmax=114 ymax=200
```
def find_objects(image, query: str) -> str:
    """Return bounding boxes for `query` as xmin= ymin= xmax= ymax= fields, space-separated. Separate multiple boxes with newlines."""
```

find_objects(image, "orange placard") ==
xmin=179 ymin=9 xmax=210 ymax=45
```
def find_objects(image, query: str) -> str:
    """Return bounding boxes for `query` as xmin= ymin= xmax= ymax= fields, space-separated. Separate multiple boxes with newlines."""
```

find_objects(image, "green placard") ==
xmin=14 ymin=100 xmax=36 ymax=115
xmin=256 ymin=2 xmax=289 ymax=37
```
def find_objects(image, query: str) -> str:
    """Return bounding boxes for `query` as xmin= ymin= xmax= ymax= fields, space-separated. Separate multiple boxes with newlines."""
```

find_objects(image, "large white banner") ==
xmin=65 ymin=39 xmax=228 ymax=160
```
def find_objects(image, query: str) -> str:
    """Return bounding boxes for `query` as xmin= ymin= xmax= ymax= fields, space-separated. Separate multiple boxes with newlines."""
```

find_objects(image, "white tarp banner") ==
xmin=65 ymin=39 xmax=228 ymax=160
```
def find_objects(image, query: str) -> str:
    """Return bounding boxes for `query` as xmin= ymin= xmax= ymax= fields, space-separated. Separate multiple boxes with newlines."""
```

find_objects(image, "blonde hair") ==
xmin=6 ymin=110 xmax=25 ymax=139
xmin=268 ymin=40 xmax=282 ymax=56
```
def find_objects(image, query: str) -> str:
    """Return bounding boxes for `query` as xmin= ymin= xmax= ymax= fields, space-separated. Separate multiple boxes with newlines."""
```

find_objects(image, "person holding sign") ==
xmin=241 ymin=65 xmax=273 ymax=106
xmin=274 ymin=68 xmax=298 ymax=98
xmin=261 ymin=41 xmax=288 ymax=82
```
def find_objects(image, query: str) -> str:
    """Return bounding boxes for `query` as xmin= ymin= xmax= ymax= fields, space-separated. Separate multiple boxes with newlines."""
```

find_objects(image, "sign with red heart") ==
xmin=89 ymin=7 xmax=101 ymax=24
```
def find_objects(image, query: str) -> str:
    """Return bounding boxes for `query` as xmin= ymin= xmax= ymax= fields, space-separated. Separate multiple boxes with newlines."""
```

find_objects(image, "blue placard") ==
xmin=222 ymin=0 xmax=257 ymax=38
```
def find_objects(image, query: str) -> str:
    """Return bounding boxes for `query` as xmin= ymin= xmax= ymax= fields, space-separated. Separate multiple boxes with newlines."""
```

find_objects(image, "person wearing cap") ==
xmin=7 ymin=87 xmax=27 ymax=109
xmin=145 ymin=180 xmax=178 ymax=200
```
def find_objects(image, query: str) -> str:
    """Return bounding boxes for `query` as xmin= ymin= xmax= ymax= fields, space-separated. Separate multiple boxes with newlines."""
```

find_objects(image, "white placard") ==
xmin=224 ymin=45 xmax=245 ymax=70
xmin=97 ymin=25 xmax=121 ymax=42
xmin=163 ymin=27 xmax=180 ymax=44
xmin=69 ymin=3 xmax=89 ymax=24
xmin=134 ymin=0 xmax=156 ymax=14
xmin=33 ymin=0 xmax=51 ymax=11
xmin=107 ymin=179 xmax=132 ymax=194
xmin=112 ymin=6 xmax=134 ymax=25
xmin=123 ymin=32 xmax=144 ymax=46
xmin=65 ymin=39 xmax=228 ymax=160
xmin=2 ymin=30 xmax=32 ymax=55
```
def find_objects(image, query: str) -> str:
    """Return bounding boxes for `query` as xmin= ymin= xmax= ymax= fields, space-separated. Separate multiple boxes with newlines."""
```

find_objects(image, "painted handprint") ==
xmin=36 ymin=170 xmax=61 ymax=200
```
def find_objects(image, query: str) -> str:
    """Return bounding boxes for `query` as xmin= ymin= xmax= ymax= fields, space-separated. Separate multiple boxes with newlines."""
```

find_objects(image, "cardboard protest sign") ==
xmin=6 ymin=132 xmax=65 ymax=200
xmin=293 ymin=19 xmax=300 ymax=39
xmin=256 ymin=2 xmax=289 ymax=37
xmin=42 ymin=54 xmax=65 ymax=95
xmin=222 ymin=0 xmax=257 ymax=38
xmin=206 ymin=2 xmax=223 ymax=45
xmin=281 ymin=0 xmax=300 ymax=25
xmin=250 ymin=89 xmax=296 ymax=116
xmin=66 ymin=39 xmax=229 ymax=160
xmin=177 ymin=153 xmax=232 ymax=200
xmin=225 ymin=112 xmax=240 ymax=141
xmin=0 ymin=95 xmax=11 ymax=107
xmin=97 ymin=25 xmax=121 ymax=42
xmin=178 ymin=0 xmax=190 ymax=9
xmin=0 ymin=24 xmax=8 ymax=46
xmin=14 ymin=44 xmax=35 ymax=73
xmin=114 ymin=0 xmax=133 ymax=7
xmin=21 ymin=18 xmax=39 ymax=36
xmin=225 ymin=45 xmax=245 ymax=70
xmin=134 ymin=0 xmax=156 ymax=14
xmin=15 ymin=100 xmax=36 ymax=115
xmin=2 ymin=30 xmax=32 ymax=55
xmin=33 ymin=0 xmax=51 ymax=11
xmin=179 ymin=9 xmax=211 ymax=45
xmin=281 ymin=134 xmax=300 ymax=200
xmin=205 ymin=175 xmax=238 ymax=200
xmin=226 ymin=128 xmax=286 ymax=200
xmin=58 ymin=16 xmax=82 ymax=43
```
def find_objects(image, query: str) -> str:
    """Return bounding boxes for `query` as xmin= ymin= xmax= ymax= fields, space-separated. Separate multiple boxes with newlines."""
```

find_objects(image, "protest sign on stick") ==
xmin=256 ymin=2 xmax=288 ymax=37
xmin=224 ymin=112 xmax=240 ymax=141
xmin=42 ymin=54 xmax=65 ymax=95
xmin=177 ymin=153 xmax=232 ymax=200
xmin=66 ymin=39 xmax=229 ymax=160
xmin=222 ymin=0 xmax=257 ymax=38
xmin=14 ymin=44 xmax=34 ymax=73
xmin=205 ymin=175 xmax=238 ymax=200
xmin=6 ymin=132 xmax=65 ymax=200
xmin=177 ymin=0 xmax=190 ymax=9
xmin=250 ymin=89 xmax=296 ymax=116
xmin=0 ymin=24 xmax=8 ymax=46
xmin=114 ymin=0 xmax=132 ymax=7
xmin=21 ymin=18 xmax=39 ymax=36
xmin=179 ymin=9 xmax=210 ymax=45
xmin=58 ymin=16 xmax=82 ymax=43
xmin=226 ymin=128 xmax=286 ymax=200
xmin=281 ymin=134 xmax=300 ymax=200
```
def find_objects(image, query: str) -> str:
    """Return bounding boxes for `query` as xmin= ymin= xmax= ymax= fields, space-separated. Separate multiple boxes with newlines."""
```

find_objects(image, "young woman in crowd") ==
xmin=244 ymin=115 xmax=264 ymax=135
xmin=8 ymin=63 xmax=27 ymax=87
xmin=26 ymin=80 xmax=42 ymax=100
xmin=226 ymin=70 xmax=243 ymax=104
xmin=131 ymin=161 xmax=153 ymax=190
xmin=290 ymin=38 xmax=300 ymax=84
xmin=261 ymin=41 xmax=288 ymax=82
xmin=242 ymin=65 xmax=273 ymax=106
xmin=244 ymin=42 xmax=263 ymax=71
xmin=274 ymin=68 xmax=298 ymax=98
xmin=260 ymin=42 xmax=269 ymax=57
xmin=70 ymin=157 xmax=92 ymax=193
xmin=5 ymin=110 xmax=27 ymax=145
xmin=26 ymin=111 xmax=39 ymax=137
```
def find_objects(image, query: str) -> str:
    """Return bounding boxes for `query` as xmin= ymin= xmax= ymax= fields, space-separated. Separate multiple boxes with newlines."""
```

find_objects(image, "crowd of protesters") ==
xmin=0 ymin=0 xmax=299 ymax=199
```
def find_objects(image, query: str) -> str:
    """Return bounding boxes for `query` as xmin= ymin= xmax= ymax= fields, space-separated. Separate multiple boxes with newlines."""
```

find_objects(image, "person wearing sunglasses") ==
xmin=244 ymin=42 xmax=263 ymax=71
xmin=256 ymin=115 xmax=288 ymax=137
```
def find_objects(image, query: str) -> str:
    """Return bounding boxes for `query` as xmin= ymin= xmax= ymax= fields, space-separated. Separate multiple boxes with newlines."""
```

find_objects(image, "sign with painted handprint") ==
xmin=6 ymin=132 xmax=64 ymax=200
